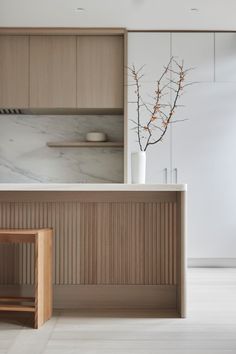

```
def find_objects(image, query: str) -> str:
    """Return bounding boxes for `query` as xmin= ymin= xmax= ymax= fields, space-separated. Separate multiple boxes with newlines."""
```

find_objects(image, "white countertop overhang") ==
xmin=0 ymin=184 xmax=187 ymax=192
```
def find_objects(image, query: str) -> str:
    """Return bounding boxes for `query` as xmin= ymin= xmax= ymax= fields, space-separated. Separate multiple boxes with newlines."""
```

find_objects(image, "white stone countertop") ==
xmin=0 ymin=183 xmax=187 ymax=191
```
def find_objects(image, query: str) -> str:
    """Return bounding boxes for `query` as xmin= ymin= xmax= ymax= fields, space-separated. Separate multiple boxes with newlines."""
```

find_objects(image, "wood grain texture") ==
xmin=0 ymin=296 xmax=34 ymax=302
xmin=0 ymin=31 xmax=125 ymax=115
xmin=0 ymin=191 xmax=177 ymax=203
xmin=123 ymin=30 xmax=128 ymax=183
xmin=47 ymin=141 xmax=124 ymax=148
xmin=0 ymin=28 xmax=126 ymax=35
xmin=0 ymin=35 xmax=29 ymax=108
xmin=0 ymin=228 xmax=53 ymax=328
xmin=54 ymin=285 xmax=177 ymax=309
xmin=77 ymin=35 xmax=124 ymax=109
xmin=0 ymin=195 xmax=178 ymax=287
xmin=176 ymin=191 xmax=187 ymax=318
xmin=0 ymin=304 xmax=35 ymax=312
xmin=34 ymin=229 xmax=53 ymax=328
xmin=29 ymin=35 xmax=76 ymax=108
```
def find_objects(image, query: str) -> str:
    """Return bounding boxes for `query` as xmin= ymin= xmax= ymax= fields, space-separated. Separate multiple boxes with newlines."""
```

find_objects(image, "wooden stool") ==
xmin=0 ymin=228 xmax=53 ymax=329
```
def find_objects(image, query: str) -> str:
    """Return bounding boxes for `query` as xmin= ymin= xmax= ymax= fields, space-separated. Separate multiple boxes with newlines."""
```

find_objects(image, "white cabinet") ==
xmin=171 ymin=33 xmax=214 ymax=82
xmin=172 ymin=33 xmax=236 ymax=259
xmin=128 ymin=32 xmax=171 ymax=82
xmin=128 ymin=31 xmax=236 ymax=260
xmin=128 ymin=33 xmax=171 ymax=183
xmin=172 ymin=83 xmax=236 ymax=258
xmin=215 ymin=33 xmax=236 ymax=82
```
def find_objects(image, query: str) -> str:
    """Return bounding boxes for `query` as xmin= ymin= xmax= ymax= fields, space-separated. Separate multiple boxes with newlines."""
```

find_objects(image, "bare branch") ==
xmin=182 ymin=82 xmax=198 ymax=88
xmin=128 ymin=58 xmax=194 ymax=152
xmin=169 ymin=118 xmax=189 ymax=124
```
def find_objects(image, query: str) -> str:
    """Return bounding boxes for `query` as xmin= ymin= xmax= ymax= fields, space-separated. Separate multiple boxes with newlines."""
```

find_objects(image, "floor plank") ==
xmin=0 ymin=268 xmax=235 ymax=354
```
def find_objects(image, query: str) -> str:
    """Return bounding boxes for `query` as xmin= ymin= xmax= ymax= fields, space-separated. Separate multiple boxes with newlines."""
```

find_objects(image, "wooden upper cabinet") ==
xmin=0 ymin=32 xmax=124 ymax=110
xmin=30 ymin=36 xmax=76 ymax=108
xmin=0 ymin=35 xmax=29 ymax=108
xmin=77 ymin=35 xmax=124 ymax=109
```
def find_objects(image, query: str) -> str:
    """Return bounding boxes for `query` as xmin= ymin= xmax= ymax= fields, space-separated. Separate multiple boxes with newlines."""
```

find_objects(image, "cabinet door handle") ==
xmin=174 ymin=168 xmax=178 ymax=184
xmin=164 ymin=168 xmax=168 ymax=184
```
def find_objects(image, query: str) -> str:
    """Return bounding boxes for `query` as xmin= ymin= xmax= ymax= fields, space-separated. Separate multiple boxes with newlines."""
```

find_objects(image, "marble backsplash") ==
xmin=0 ymin=115 xmax=124 ymax=183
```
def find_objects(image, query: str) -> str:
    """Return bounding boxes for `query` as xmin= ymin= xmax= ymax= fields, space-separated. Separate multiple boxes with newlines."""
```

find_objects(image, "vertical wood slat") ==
xmin=0 ymin=199 xmax=177 ymax=286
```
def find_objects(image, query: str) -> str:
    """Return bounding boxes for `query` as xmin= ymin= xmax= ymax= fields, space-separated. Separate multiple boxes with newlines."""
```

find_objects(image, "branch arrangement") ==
xmin=128 ymin=57 xmax=192 ymax=151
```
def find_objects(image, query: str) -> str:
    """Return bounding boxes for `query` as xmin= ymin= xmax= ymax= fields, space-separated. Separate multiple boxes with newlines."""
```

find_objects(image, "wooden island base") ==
xmin=0 ymin=188 xmax=186 ymax=318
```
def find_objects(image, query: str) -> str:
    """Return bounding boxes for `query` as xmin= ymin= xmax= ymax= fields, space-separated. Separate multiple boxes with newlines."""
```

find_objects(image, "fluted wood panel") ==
xmin=0 ymin=199 xmax=177 ymax=286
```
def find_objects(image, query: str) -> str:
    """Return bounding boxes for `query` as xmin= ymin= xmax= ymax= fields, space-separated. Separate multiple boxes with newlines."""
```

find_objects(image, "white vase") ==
xmin=131 ymin=151 xmax=146 ymax=184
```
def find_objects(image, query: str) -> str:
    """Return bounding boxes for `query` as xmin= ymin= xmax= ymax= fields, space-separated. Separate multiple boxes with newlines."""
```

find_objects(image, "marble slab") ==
xmin=0 ymin=115 xmax=124 ymax=183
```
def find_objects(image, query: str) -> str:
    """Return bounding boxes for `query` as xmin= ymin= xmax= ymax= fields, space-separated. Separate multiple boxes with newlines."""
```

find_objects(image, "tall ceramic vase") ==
xmin=131 ymin=151 xmax=146 ymax=184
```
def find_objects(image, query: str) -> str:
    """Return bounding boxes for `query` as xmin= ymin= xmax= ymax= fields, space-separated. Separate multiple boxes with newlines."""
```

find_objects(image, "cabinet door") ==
xmin=215 ymin=33 xmax=236 ymax=82
xmin=30 ymin=36 xmax=76 ymax=108
xmin=128 ymin=32 xmax=172 ymax=183
xmin=172 ymin=83 xmax=236 ymax=258
xmin=171 ymin=33 xmax=214 ymax=82
xmin=77 ymin=36 xmax=124 ymax=109
xmin=128 ymin=32 xmax=171 ymax=82
xmin=0 ymin=35 xmax=29 ymax=108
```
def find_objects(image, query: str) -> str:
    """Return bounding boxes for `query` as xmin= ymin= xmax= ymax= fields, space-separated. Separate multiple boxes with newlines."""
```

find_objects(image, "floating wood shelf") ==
xmin=47 ymin=141 xmax=124 ymax=148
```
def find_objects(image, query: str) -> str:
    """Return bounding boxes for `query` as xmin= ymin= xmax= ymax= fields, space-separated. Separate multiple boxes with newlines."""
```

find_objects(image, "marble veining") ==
xmin=0 ymin=115 xmax=124 ymax=183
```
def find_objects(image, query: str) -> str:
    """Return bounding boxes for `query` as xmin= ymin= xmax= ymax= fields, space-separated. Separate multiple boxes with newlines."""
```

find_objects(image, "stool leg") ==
xmin=34 ymin=231 xmax=53 ymax=329
xmin=34 ymin=236 xmax=39 ymax=329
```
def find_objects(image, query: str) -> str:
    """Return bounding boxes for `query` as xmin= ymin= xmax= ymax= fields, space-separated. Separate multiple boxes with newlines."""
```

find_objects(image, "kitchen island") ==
xmin=0 ymin=184 xmax=186 ymax=317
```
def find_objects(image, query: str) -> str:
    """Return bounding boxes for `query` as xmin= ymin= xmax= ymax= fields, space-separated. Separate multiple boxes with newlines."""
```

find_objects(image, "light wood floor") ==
xmin=0 ymin=268 xmax=236 ymax=354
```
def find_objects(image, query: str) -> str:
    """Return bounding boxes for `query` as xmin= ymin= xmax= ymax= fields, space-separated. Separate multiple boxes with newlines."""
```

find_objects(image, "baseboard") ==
xmin=0 ymin=285 xmax=177 ymax=310
xmin=188 ymin=258 xmax=236 ymax=268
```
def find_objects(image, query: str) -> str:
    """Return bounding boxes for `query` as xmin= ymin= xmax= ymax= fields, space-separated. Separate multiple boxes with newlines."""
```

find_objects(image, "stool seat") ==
xmin=0 ymin=228 xmax=53 ymax=329
xmin=0 ymin=228 xmax=52 ymax=243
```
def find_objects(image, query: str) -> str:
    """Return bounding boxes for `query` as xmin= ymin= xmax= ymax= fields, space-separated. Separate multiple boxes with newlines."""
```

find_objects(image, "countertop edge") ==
xmin=0 ymin=183 xmax=187 ymax=192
